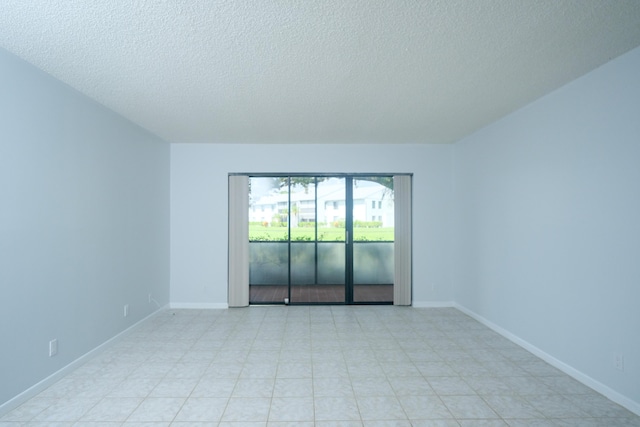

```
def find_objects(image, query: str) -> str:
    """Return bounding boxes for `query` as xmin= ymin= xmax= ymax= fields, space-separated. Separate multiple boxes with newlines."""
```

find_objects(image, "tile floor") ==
xmin=2 ymin=306 xmax=639 ymax=426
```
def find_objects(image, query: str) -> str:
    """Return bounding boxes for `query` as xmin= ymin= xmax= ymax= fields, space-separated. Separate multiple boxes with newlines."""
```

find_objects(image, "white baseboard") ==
xmin=412 ymin=301 xmax=455 ymax=308
xmin=0 ymin=308 xmax=166 ymax=417
xmin=453 ymin=303 xmax=640 ymax=417
xmin=169 ymin=302 xmax=229 ymax=309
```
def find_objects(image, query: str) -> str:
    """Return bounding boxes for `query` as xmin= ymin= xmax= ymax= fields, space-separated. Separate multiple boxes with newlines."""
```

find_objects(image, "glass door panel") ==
xmin=352 ymin=177 xmax=394 ymax=303
xmin=248 ymin=177 xmax=289 ymax=304
xmin=291 ymin=177 xmax=345 ymax=304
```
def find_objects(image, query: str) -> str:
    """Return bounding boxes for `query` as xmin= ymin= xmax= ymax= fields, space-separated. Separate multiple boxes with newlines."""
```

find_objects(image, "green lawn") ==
xmin=249 ymin=224 xmax=394 ymax=241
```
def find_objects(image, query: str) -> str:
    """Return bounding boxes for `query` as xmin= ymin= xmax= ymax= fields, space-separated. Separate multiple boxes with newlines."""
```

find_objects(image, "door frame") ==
xmin=235 ymin=172 xmax=411 ymax=306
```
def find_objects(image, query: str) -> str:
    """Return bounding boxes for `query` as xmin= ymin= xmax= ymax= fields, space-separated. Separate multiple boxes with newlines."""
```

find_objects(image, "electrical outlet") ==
xmin=49 ymin=339 xmax=58 ymax=357
xmin=614 ymin=354 xmax=624 ymax=371
xmin=124 ymin=304 xmax=129 ymax=317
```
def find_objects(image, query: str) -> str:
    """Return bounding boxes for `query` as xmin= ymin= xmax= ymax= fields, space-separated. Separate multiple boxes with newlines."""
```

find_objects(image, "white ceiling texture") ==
xmin=2 ymin=1 xmax=640 ymax=144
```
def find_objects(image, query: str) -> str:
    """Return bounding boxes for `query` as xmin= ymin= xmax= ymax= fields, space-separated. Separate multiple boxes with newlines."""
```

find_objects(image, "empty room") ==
xmin=1 ymin=1 xmax=640 ymax=425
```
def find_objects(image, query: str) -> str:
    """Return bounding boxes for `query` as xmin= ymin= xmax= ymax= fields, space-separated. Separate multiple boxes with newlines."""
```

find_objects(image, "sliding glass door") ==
xmin=291 ymin=177 xmax=346 ymax=303
xmin=248 ymin=174 xmax=396 ymax=305
xmin=351 ymin=176 xmax=395 ymax=303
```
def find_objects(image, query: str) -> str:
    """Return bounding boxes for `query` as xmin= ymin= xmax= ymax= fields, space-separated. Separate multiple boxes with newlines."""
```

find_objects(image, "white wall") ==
xmin=170 ymin=143 xmax=454 ymax=307
xmin=453 ymin=46 xmax=640 ymax=410
xmin=0 ymin=48 xmax=170 ymax=407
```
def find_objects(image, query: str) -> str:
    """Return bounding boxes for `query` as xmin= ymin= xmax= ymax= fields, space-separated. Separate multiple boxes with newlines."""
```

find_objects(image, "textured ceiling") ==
xmin=2 ymin=1 xmax=640 ymax=144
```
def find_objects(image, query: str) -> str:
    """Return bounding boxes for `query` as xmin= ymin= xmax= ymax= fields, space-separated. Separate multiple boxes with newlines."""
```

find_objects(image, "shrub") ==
xmin=354 ymin=220 xmax=382 ymax=228
xmin=298 ymin=221 xmax=316 ymax=228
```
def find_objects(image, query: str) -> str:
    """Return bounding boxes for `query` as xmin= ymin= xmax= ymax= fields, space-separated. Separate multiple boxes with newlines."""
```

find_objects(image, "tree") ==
xmin=357 ymin=176 xmax=393 ymax=190
xmin=279 ymin=176 xmax=393 ymax=191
